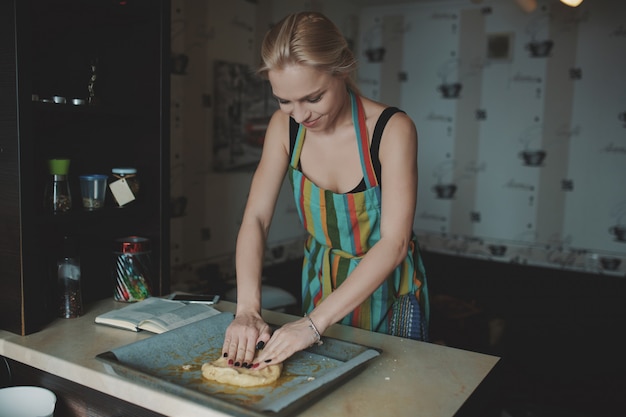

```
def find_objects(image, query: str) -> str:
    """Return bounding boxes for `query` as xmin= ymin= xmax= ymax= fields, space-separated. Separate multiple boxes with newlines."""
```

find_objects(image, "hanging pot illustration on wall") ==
xmin=171 ymin=53 xmax=189 ymax=75
xmin=438 ymin=82 xmax=462 ymax=99
xmin=432 ymin=183 xmax=457 ymax=199
xmin=365 ymin=47 xmax=386 ymax=63
xmin=609 ymin=225 xmax=626 ymax=242
xmin=362 ymin=23 xmax=386 ymax=63
xmin=526 ymin=40 xmax=553 ymax=58
xmin=519 ymin=149 xmax=546 ymax=166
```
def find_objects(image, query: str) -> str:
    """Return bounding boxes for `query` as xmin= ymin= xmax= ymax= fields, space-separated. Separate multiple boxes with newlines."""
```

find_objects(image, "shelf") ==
xmin=31 ymin=100 xmax=140 ymax=118
xmin=0 ymin=0 xmax=170 ymax=335
xmin=39 ymin=203 xmax=147 ymax=224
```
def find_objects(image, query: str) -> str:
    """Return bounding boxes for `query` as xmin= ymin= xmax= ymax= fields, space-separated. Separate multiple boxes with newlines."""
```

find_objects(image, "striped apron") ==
xmin=288 ymin=91 xmax=429 ymax=340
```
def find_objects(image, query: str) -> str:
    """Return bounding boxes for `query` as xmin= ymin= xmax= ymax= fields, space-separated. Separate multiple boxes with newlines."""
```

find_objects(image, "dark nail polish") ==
xmin=234 ymin=362 xmax=241 ymax=367
xmin=246 ymin=363 xmax=253 ymax=369
xmin=228 ymin=359 xmax=234 ymax=365
xmin=256 ymin=341 xmax=265 ymax=350
xmin=252 ymin=363 xmax=259 ymax=369
xmin=242 ymin=362 xmax=248 ymax=368
xmin=223 ymin=352 xmax=228 ymax=358
xmin=264 ymin=359 xmax=272 ymax=363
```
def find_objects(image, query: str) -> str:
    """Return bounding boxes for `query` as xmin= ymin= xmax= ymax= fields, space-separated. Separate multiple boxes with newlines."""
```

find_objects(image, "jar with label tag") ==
xmin=109 ymin=167 xmax=139 ymax=207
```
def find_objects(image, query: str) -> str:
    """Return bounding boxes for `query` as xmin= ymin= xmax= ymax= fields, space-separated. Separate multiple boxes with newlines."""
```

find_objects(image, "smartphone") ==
xmin=167 ymin=293 xmax=220 ymax=305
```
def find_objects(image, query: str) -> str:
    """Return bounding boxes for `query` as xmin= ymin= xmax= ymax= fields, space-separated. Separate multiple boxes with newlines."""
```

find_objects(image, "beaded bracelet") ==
xmin=304 ymin=313 xmax=324 ymax=346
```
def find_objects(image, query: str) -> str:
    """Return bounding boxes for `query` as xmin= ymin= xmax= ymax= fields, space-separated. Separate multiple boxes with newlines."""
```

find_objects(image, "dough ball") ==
xmin=201 ymin=356 xmax=282 ymax=387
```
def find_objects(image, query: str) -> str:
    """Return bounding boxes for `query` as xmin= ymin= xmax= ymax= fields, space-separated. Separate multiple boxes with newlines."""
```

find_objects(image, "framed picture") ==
xmin=213 ymin=61 xmax=278 ymax=171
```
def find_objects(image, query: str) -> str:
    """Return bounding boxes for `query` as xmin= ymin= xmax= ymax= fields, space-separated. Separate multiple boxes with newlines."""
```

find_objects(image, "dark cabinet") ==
xmin=0 ymin=0 xmax=170 ymax=335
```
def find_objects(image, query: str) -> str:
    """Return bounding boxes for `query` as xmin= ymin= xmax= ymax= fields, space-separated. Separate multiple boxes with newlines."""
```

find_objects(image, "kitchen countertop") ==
xmin=0 ymin=299 xmax=499 ymax=417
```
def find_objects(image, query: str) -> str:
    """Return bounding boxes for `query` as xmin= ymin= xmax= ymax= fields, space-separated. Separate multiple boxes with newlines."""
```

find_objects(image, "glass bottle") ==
xmin=45 ymin=174 xmax=72 ymax=213
xmin=56 ymin=236 xmax=83 ymax=318
xmin=44 ymin=159 xmax=72 ymax=213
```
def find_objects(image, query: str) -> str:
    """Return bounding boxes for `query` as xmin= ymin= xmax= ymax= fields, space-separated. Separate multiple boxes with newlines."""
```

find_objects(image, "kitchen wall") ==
xmin=169 ymin=0 xmax=626 ymax=291
xmin=357 ymin=0 xmax=626 ymax=275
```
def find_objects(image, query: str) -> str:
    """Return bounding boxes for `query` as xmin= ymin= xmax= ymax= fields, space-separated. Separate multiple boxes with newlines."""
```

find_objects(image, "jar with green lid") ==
xmin=44 ymin=158 xmax=72 ymax=213
xmin=109 ymin=167 xmax=140 ymax=207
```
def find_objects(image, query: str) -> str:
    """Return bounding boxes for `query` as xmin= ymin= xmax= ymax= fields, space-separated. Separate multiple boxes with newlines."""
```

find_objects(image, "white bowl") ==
xmin=0 ymin=386 xmax=56 ymax=417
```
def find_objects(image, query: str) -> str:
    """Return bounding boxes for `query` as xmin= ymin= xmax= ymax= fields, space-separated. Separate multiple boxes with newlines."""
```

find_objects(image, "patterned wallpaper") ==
xmin=169 ymin=0 xmax=625 ymax=290
xmin=359 ymin=0 xmax=626 ymax=276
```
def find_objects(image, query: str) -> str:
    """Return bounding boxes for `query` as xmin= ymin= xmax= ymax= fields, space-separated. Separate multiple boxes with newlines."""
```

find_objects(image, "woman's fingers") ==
xmin=253 ymin=318 xmax=317 ymax=370
xmin=238 ymin=337 xmax=258 ymax=368
xmin=242 ymin=323 xmax=272 ymax=367
xmin=222 ymin=314 xmax=272 ymax=368
xmin=222 ymin=316 xmax=320 ymax=371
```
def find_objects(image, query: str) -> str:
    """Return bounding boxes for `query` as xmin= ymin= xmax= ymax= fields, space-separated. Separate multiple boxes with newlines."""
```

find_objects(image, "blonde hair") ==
xmin=258 ymin=11 xmax=359 ymax=94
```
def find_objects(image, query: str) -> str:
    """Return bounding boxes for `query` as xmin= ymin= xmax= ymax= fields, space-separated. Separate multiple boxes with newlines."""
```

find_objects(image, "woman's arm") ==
xmin=222 ymin=110 xmax=291 ymax=367
xmin=253 ymin=111 xmax=419 ymax=369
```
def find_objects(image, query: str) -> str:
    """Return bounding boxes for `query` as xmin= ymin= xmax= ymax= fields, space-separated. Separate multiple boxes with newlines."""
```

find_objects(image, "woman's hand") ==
xmin=252 ymin=317 xmax=321 ymax=370
xmin=222 ymin=311 xmax=272 ymax=368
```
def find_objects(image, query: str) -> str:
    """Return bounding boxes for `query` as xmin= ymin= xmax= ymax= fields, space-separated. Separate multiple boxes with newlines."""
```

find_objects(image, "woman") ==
xmin=222 ymin=11 xmax=429 ymax=370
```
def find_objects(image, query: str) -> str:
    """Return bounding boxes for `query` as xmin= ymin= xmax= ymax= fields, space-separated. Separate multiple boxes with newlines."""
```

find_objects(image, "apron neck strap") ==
xmin=350 ymin=91 xmax=378 ymax=188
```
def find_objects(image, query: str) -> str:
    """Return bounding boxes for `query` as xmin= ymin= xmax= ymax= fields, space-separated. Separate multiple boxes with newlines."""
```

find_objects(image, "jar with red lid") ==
xmin=112 ymin=236 xmax=153 ymax=302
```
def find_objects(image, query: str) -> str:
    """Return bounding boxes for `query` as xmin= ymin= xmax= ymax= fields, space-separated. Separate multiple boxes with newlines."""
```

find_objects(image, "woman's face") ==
xmin=268 ymin=63 xmax=348 ymax=131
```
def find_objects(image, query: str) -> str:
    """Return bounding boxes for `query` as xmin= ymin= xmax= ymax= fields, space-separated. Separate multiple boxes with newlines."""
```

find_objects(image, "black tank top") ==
xmin=289 ymin=107 xmax=404 ymax=193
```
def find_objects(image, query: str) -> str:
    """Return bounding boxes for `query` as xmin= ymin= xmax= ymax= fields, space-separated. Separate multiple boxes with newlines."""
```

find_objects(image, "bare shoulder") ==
xmin=359 ymin=98 xmax=417 ymax=165
xmin=385 ymin=110 xmax=417 ymax=140
xmin=360 ymin=96 xmax=416 ymax=139
xmin=359 ymin=96 xmax=386 ymax=123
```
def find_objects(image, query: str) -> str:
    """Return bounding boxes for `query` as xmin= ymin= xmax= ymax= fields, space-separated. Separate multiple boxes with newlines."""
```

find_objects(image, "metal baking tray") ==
xmin=96 ymin=312 xmax=381 ymax=417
